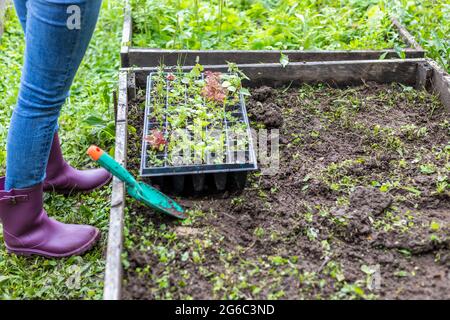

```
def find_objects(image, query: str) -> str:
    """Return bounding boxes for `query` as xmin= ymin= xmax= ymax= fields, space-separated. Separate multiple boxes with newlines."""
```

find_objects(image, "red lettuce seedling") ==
xmin=166 ymin=73 xmax=176 ymax=81
xmin=201 ymin=71 xmax=226 ymax=103
xmin=145 ymin=129 xmax=167 ymax=151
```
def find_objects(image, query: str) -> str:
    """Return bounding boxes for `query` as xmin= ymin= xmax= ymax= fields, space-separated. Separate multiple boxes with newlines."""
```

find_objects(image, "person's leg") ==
xmin=0 ymin=0 xmax=103 ymax=258
xmin=12 ymin=0 xmax=28 ymax=32
xmin=5 ymin=0 xmax=102 ymax=191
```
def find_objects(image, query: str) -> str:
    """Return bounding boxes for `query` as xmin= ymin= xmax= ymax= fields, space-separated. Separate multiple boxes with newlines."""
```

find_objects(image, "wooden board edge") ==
xmin=122 ymin=0 xmax=132 ymax=45
xmin=125 ymin=59 xmax=424 ymax=89
xmin=127 ymin=48 xmax=425 ymax=55
xmin=126 ymin=48 xmax=425 ymax=67
xmin=121 ymin=59 xmax=426 ymax=72
xmin=116 ymin=71 xmax=129 ymax=122
xmin=0 ymin=0 xmax=7 ymax=38
xmin=391 ymin=16 xmax=423 ymax=51
xmin=121 ymin=0 xmax=132 ymax=67
xmin=103 ymin=73 xmax=128 ymax=301
xmin=427 ymin=59 xmax=450 ymax=111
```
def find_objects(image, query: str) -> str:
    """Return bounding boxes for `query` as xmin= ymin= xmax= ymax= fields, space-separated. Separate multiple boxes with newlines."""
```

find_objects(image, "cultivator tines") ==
xmin=140 ymin=72 xmax=257 ymax=193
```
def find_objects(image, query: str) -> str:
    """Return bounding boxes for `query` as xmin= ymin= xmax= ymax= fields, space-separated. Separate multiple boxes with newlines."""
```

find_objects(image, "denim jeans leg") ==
xmin=5 ymin=0 xmax=102 ymax=190
xmin=13 ymin=0 xmax=28 ymax=32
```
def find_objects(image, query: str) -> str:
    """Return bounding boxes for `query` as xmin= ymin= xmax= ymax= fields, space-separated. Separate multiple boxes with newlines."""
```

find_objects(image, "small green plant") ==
xmin=420 ymin=163 xmax=436 ymax=175
xmin=435 ymin=175 xmax=448 ymax=195
xmin=400 ymin=124 xmax=428 ymax=140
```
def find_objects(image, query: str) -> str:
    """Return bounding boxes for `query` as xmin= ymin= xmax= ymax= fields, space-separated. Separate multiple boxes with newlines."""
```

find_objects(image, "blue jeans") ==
xmin=5 ymin=0 xmax=102 ymax=190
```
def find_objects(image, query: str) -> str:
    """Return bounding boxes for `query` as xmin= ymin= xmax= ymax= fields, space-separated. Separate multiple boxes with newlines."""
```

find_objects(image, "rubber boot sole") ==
xmin=5 ymin=229 xmax=101 ymax=258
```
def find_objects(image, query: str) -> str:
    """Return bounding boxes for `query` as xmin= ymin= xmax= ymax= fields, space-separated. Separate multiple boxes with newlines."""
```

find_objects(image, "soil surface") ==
xmin=122 ymin=83 xmax=450 ymax=300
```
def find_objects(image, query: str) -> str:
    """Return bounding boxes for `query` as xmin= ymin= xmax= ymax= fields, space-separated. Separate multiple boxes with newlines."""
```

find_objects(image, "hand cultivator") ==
xmin=87 ymin=145 xmax=187 ymax=219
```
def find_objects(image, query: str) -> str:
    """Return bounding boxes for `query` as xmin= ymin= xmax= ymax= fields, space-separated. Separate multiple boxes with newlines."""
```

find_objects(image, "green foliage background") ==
xmin=132 ymin=0 xmax=402 ymax=50
xmin=388 ymin=0 xmax=449 ymax=71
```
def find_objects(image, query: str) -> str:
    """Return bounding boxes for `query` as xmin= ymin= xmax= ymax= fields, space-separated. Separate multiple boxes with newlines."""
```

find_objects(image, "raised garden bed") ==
xmin=104 ymin=58 xmax=450 ymax=299
xmin=121 ymin=0 xmax=425 ymax=67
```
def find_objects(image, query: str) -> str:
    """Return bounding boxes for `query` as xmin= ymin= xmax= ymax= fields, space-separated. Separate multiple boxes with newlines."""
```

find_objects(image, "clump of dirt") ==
xmin=247 ymin=101 xmax=283 ymax=129
xmin=251 ymin=85 xmax=274 ymax=102
xmin=334 ymin=187 xmax=394 ymax=241
xmin=247 ymin=86 xmax=283 ymax=128
xmin=123 ymin=83 xmax=450 ymax=300
xmin=349 ymin=187 xmax=393 ymax=216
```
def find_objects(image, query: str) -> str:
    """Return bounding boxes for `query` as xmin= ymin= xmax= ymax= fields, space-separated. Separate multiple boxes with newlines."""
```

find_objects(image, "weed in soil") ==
xmin=123 ymin=82 xmax=449 ymax=300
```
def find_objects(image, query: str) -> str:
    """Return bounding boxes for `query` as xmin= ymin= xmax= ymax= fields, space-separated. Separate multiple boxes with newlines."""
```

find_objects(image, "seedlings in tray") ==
xmin=201 ymin=71 xmax=226 ymax=103
xmin=147 ymin=150 xmax=165 ymax=167
xmin=146 ymin=63 xmax=251 ymax=167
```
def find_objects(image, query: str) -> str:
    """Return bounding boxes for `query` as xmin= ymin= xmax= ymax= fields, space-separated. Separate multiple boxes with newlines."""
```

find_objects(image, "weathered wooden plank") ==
xmin=120 ymin=0 xmax=132 ymax=68
xmin=129 ymin=59 xmax=423 ymax=89
xmin=415 ymin=61 xmax=433 ymax=90
xmin=116 ymin=71 xmax=128 ymax=123
xmin=126 ymin=48 xmax=425 ymax=68
xmin=427 ymin=59 xmax=450 ymax=111
xmin=0 ymin=0 xmax=7 ymax=38
xmin=103 ymin=76 xmax=128 ymax=300
xmin=103 ymin=176 xmax=125 ymax=300
xmin=127 ymin=71 xmax=136 ymax=100
xmin=391 ymin=17 xmax=423 ymax=50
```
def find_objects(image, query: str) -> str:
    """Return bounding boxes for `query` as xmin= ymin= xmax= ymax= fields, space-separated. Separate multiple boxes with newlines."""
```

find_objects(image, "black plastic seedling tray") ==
xmin=140 ymin=72 xmax=258 ymax=193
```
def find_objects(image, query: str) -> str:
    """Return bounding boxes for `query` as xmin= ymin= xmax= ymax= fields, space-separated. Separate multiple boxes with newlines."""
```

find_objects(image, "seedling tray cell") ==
xmin=140 ymin=71 xmax=257 ymax=192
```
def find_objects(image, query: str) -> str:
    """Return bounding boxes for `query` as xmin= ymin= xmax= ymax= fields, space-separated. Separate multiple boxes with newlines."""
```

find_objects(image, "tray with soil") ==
xmin=140 ymin=64 xmax=257 ymax=194
xmin=104 ymin=59 xmax=450 ymax=300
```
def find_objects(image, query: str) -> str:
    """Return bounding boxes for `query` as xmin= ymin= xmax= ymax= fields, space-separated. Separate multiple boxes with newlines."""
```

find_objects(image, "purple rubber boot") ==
xmin=0 ymin=177 xmax=100 ymax=258
xmin=43 ymin=132 xmax=112 ymax=194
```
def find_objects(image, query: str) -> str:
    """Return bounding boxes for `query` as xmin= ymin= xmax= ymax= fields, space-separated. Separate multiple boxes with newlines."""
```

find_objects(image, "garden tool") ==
xmin=87 ymin=146 xmax=187 ymax=219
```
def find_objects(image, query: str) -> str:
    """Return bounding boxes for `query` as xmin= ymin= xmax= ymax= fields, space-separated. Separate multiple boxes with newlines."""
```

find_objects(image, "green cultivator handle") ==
xmin=87 ymin=145 xmax=187 ymax=219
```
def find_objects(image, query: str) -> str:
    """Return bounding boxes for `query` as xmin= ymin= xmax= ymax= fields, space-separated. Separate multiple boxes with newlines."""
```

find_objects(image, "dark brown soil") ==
xmin=122 ymin=83 xmax=450 ymax=300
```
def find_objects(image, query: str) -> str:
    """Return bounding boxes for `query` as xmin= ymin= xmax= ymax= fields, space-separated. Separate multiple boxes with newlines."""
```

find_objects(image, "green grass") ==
xmin=0 ymin=0 xmax=122 ymax=299
xmin=388 ymin=0 xmax=449 ymax=72
xmin=131 ymin=0 xmax=403 ymax=50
